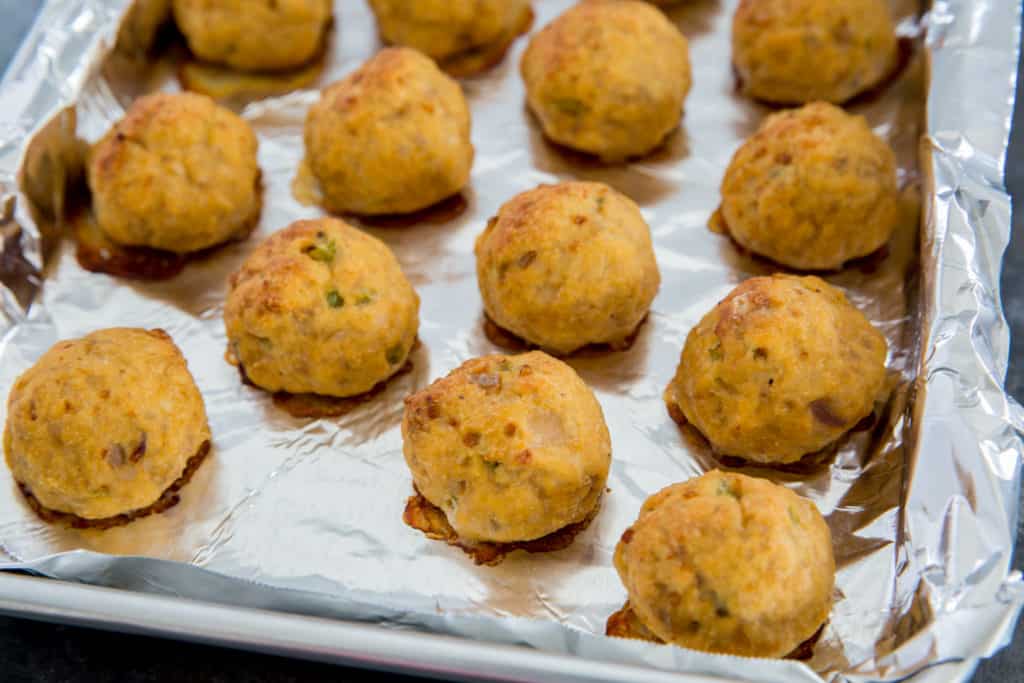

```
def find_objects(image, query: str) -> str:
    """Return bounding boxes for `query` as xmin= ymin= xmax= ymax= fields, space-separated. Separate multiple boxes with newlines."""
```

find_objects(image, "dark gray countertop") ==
xmin=0 ymin=1 xmax=1020 ymax=681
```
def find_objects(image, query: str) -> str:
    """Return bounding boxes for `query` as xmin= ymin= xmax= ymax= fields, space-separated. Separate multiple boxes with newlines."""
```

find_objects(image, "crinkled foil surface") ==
xmin=0 ymin=1 xmax=1022 ymax=681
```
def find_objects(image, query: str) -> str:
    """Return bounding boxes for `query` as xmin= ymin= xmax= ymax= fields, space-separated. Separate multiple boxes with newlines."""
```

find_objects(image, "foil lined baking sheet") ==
xmin=0 ymin=1 xmax=1021 ymax=681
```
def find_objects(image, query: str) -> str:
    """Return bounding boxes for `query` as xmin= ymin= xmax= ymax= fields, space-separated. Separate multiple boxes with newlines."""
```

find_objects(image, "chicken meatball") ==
xmin=304 ymin=47 xmax=474 ymax=216
xmin=716 ymin=102 xmax=899 ymax=271
xmin=224 ymin=217 xmax=420 ymax=398
xmin=368 ymin=0 xmax=533 ymax=75
xmin=475 ymin=182 xmax=660 ymax=355
xmin=3 ymin=328 xmax=211 ymax=524
xmin=172 ymin=0 xmax=332 ymax=72
xmin=732 ymin=0 xmax=898 ymax=105
xmin=520 ymin=0 xmax=692 ymax=162
xmin=665 ymin=275 xmax=887 ymax=464
xmin=402 ymin=351 xmax=611 ymax=544
xmin=612 ymin=470 xmax=835 ymax=657
xmin=87 ymin=92 xmax=261 ymax=254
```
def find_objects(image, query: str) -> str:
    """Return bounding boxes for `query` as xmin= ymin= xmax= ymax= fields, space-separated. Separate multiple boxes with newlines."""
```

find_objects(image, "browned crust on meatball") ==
xmin=482 ymin=313 xmax=648 ymax=356
xmin=345 ymin=193 xmax=469 ymax=228
xmin=16 ymin=439 xmax=211 ymax=530
xmin=177 ymin=16 xmax=335 ymax=98
xmin=231 ymin=339 xmax=418 ymax=419
xmin=731 ymin=36 xmax=915 ymax=109
xmin=606 ymin=601 xmax=824 ymax=660
xmin=75 ymin=171 xmax=262 ymax=280
xmin=402 ymin=487 xmax=602 ymax=566
xmin=708 ymin=207 xmax=891 ymax=275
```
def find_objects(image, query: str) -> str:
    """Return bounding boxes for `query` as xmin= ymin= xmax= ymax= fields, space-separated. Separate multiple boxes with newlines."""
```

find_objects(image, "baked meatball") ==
xmin=224 ymin=217 xmax=420 ymax=398
xmin=732 ymin=0 xmax=898 ymax=105
xmin=368 ymin=0 xmax=532 ymax=73
xmin=520 ymin=0 xmax=691 ymax=162
xmin=305 ymin=47 xmax=474 ymax=216
xmin=665 ymin=275 xmax=887 ymax=463
xmin=88 ymin=92 xmax=261 ymax=254
xmin=3 ymin=328 xmax=211 ymax=523
xmin=475 ymin=182 xmax=660 ymax=355
xmin=716 ymin=102 xmax=899 ymax=271
xmin=172 ymin=0 xmax=332 ymax=72
xmin=402 ymin=351 xmax=611 ymax=544
xmin=613 ymin=470 xmax=835 ymax=657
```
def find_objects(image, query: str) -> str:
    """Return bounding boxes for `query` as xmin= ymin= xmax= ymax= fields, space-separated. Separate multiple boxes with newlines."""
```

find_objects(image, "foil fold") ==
xmin=0 ymin=1 xmax=1021 ymax=681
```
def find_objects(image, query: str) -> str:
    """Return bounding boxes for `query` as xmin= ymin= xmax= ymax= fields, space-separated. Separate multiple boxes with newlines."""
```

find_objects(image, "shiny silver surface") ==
xmin=0 ymin=1 xmax=1020 ymax=681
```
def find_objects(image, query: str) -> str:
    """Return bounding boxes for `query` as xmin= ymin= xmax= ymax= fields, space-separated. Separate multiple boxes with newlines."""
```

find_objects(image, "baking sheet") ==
xmin=0 ymin=1 xmax=1021 ymax=681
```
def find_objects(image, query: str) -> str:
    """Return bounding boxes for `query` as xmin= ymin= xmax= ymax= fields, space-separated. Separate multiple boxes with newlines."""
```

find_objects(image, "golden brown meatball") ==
xmin=716 ymin=102 xmax=899 ymax=271
xmin=224 ymin=217 xmax=420 ymax=398
xmin=732 ymin=0 xmax=898 ymax=105
xmin=304 ymin=47 xmax=474 ymax=216
xmin=368 ymin=0 xmax=532 ymax=73
xmin=520 ymin=0 xmax=692 ymax=162
xmin=475 ymin=182 xmax=660 ymax=355
xmin=88 ymin=92 xmax=261 ymax=254
xmin=172 ymin=0 xmax=332 ymax=72
xmin=613 ymin=470 xmax=835 ymax=657
xmin=3 ymin=328 xmax=211 ymax=523
xmin=402 ymin=352 xmax=611 ymax=544
xmin=665 ymin=275 xmax=887 ymax=463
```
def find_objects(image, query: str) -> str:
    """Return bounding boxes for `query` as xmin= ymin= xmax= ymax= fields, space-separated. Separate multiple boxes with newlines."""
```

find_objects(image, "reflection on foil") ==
xmin=0 ymin=1 xmax=1021 ymax=681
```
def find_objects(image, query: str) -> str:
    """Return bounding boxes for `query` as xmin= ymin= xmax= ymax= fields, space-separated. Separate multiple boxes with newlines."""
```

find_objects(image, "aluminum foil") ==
xmin=0 ymin=1 xmax=1021 ymax=681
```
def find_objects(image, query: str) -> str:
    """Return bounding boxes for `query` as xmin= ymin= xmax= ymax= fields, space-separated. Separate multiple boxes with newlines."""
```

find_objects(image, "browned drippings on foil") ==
xmin=435 ymin=6 xmax=535 ymax=78
xmin=231 ymin=339 xmax=419 ymax=419
xmin=605 ymin=602 xmax=824 ymax=660
xmin=290 ymin=158 xmax=324 ymax=208
xmin=16 ymin=440 xmax=212 ymax=530
xmin=525 ymin=106 xmax=680 ymax=166
xmin=73 ymin=173 xmax=262 ymax=280
xmin=71 ymin=205 xmax=187 ymax=279
xmin=350 ymin=193 xmax=469 ymax=229
xmin=482 ymin=314 xmax=648 ymax=356
xmin=663 ymin=389 xmax=876 ymax=473
xmin=605 ymin=601 xmax=664 ymax=642
xmin=708 ymin=206 xmax=892 ymax=276
xmin=271 ymin=359 xmax=414 ymax=418
xmin=845 ymin=37 xmax=918 ymax=108
xmin=733 ymin=37 xmax=917 ymax=109
xmin=291 ymin=160 xmax=469 ymax=228
xmin=178 ymin=19 xmax=333 ymax=100
xmin=402 ymin=489 xmax=601 ymax=566
xmin=180 ymin=58 xmax=325 ymax=100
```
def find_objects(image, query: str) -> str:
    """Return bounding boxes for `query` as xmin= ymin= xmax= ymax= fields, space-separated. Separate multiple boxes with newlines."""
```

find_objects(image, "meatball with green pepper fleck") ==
xmin=665 ymin=275 xmax=887 ymax=463
xmin=224 ymin=217 xmax=420 ymax=398
xmin=612 ymin=470 xmax=835 ymax=657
